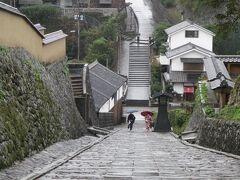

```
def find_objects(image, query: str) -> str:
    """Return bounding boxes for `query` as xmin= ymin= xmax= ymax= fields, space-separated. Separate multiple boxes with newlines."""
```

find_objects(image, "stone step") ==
xmin=69 ymin=75 xmax=82 ymax=78
xmin=128 ymin=77 xmax=150 ymax=79
xmin=129 ymin=63 xmax=149 ymax=65
xmin=130 ymin=48 xmax=149 ymax=51
xmin=128 ymin=85 xmax=150 ymax=87
xmin=130 ymin=57 xmax=149 ymax=59
xmin=128 ymin=82 xmax=150 ymax=85
xmin=129 ymin=64 xmax=148 ymax=66
xmin=130 ymin=55 xmax=149 ymax=57
xmin=128 ymin=73 xmax=149 ymax=76
xmin=128 ymin=80 xmax=150 ymax=83
xmin=71 ymin=84 xmax=82 ymax=88
xmin=130 ymin=53 xmax=149 ymax=55
xmin=72 ymin=88 xmax=83 ymax=91
xmin=129 ymin=74 xmax=149 ymax=76
xmin=70 ymin=79 xmax=82 ymax=83
xmin=129 ymin=76 xmax=149 ymax=79
xmin=129 ymin=68 xmax=149 ymax=70
xmin=129 ymin=69 xmax=149 ymax=72
xmin=128 ymin=82 xmax=150 ymax=84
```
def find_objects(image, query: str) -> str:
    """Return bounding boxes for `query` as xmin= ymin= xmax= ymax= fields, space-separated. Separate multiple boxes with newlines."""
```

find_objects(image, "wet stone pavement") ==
xmin=40 ymin=120 xmax=240 ymax=179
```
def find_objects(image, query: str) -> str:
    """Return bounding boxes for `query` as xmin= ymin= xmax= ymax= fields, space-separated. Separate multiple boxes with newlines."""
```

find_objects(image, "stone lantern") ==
xmin=153 ymin=92 xmax=172 ymax=132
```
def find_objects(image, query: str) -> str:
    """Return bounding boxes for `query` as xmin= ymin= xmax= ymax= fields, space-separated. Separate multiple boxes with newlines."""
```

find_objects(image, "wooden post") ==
xmin=227 ymin=63 xmax=231 ymax=72
xmin=219 ymin=92 xmax=226 ymax=108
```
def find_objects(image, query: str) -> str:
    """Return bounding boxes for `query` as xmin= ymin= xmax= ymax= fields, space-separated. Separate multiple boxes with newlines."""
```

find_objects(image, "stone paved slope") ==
xmin=0 ymin=136 xmax=97 ymax=180
xmin=40 ymin=121 xmax=240 ymax=179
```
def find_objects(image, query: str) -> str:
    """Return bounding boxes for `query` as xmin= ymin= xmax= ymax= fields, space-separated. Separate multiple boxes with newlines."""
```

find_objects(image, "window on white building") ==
xmin=185 ymin=30 xmax=199 ymax=38
xmin=184 ymin=63 xmax=203 ymax=71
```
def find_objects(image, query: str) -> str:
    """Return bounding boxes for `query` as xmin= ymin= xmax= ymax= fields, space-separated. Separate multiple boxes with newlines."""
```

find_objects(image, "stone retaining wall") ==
xmin=185 ymin=105 xmax=240 ymax=155
xmin=0 ymin=48 xmax=87 ymax=169
xmin=197 ymin=118 xmax=240 ymax=156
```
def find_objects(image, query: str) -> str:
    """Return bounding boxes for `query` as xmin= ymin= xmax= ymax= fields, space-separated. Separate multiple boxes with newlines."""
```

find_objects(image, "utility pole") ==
xmin=77 ymin=12 xmax=80 ymax=61
xmin=106 ymin=58 xmax=109 ymax=68
xmin=75 ymin=0 xmax=88 ymax=61
xmin=76 ymin=0 xmax=83 ymax=61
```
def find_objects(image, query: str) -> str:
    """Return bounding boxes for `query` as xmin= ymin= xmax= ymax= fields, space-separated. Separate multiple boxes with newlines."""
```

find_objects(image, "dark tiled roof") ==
xmin=169 ymin=71 xmax=187 ymax=82
xmin=166 ymin=43 xmax=215 ymax=59
xmin=0 ymin=2 xmax=44 ymax=38
xmin=89 ymin=61 xmax=127 ymax=111
xmin=164 ymin=20 xmax=215 ymax=36
xmin=203 ymin=57 xmax=234 ymax=89
xmin=91 ymin=89 xmax=109 ymax=110
xmin=169 ymin=71 xmax=204 ymax=83
xmin=215 ymin=55 xmax=240 ymax=63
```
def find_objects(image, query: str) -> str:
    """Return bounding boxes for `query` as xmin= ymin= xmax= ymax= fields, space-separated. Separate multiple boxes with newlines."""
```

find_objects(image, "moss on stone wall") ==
xmin=0 ymin=47 xmax=86 ymax=169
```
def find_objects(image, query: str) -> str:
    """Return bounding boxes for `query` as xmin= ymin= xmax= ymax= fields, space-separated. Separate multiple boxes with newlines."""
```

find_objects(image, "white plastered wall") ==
xmin=169 ymin=26 xmax=213 ymax=51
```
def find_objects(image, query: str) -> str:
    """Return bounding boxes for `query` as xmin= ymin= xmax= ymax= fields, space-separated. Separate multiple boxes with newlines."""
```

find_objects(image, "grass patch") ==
xmin=217 ymin=106 xmax=240 ymax=121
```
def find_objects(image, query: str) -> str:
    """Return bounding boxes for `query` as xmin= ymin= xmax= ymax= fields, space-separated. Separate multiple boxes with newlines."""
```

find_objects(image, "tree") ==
xmin=20 ymin=4 xmax=62 ymax=33
xmin=84 ymin=37 xmax=114 ymax=67
xmin=209 ymin=0 xmax=240 ymax=33
xmin=153 ymin=22 xmax=171 ymax=54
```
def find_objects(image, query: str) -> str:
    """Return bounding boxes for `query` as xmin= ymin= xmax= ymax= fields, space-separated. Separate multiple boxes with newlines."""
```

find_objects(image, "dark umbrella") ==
xmin=141 ymin=111 xmax=153 ymax=116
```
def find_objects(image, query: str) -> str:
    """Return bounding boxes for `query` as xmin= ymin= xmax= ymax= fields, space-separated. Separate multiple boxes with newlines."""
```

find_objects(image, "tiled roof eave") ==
xmin=43 ymin=31 xmax=67 ymax=44
xmin=215 ymin=55 xmax=240 ymax=63
xmin=166 ymin=44 xmax=215 ymax=59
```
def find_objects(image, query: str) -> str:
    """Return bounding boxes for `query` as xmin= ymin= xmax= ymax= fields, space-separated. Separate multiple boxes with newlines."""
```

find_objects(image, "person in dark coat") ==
xmin=127 ymin=113 xmax=136 ymax=131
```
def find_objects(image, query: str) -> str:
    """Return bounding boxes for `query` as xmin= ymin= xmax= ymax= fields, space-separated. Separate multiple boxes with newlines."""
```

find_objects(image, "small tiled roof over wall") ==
xmin=215 ymin=55 xmax=240 ymax=63
xmin=203 ymin=57 xmax=234 ymax=89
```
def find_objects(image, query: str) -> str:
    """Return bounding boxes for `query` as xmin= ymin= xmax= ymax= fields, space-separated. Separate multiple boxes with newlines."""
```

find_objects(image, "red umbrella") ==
xmin=141 ymin=111 xmax=153 ymax=116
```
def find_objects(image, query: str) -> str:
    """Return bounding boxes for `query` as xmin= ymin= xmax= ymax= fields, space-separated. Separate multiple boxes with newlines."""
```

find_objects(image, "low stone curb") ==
xmin=21 ymin=130 xmax=119 ymax=180
xmin=170 ymin=132 xmax=240 ymax=160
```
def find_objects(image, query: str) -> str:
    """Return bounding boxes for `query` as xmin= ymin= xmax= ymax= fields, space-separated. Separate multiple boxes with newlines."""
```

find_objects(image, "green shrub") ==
xmin=169 ymin=109 xmax=190 ymax=135
xmin=151 ymin=60 xmax=162 ymax=95
xmin=204 ymin=105 xmax=215 ymax=117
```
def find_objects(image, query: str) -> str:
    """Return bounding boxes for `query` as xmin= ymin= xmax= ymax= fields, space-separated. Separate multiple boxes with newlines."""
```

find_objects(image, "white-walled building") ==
xmin=160 ymin=20 xmax=216 ymax=101
xmin=165 ymin=20 xmax=215 ymax=51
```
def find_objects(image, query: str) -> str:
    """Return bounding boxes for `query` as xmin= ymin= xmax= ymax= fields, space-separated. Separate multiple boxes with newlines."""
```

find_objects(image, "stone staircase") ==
xmin=126 ymin=40 xmax=151 ymax=106
xmin=68 ymin=63 xmax=85 ymax=98
xmin=128 ymin=46 xmax=150 ymax=87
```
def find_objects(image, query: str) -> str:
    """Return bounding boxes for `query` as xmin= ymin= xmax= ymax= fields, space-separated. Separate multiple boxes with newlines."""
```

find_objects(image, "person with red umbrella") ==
xmin=141 ymin=111 xmax=153 ymax=131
